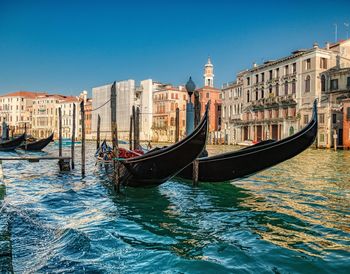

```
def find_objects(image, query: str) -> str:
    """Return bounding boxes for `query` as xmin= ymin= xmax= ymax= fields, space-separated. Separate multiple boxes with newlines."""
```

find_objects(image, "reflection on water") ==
xmin=0 ymin=144 xmax=349 ymax=273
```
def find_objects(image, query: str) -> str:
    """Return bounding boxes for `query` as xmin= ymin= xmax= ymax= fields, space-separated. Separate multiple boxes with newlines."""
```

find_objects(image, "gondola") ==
xmin=98 ymin=104 xmax=209 ymax=187
xmin=18 ymin=133 xmax=54 ymax=151
xmin=177 ymin=100 xmax=318 ymax=182
xmin=0 ymin=133 xmax=26 ymax=151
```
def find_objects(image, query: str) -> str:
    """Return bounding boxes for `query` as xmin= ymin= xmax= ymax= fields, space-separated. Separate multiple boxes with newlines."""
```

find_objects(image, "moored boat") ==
xmin=97 ymin=104 xmax=209 ymax=187
xmin=18 ymin=133 xmax=54 ymax=151
xmin=0 ymin=133 xmax=26 ymax=151
xmin=177 ymin=100 xmax=318 ymax=182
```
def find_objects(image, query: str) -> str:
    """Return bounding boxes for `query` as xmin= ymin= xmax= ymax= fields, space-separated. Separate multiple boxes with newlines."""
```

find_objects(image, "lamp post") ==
xmin=185 ymin=77 xmax=196 ymax=135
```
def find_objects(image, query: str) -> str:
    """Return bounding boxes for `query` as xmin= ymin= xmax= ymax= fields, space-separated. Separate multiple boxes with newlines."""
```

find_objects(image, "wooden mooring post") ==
xmin=135 ymin=107 xmax=140 ymax=149
xmin=129 ymin=115 xmax=133 ymax=150
xmin=97 ymin=114 xmax=101 ymax=150
xmin=71 ymin=103 xmax=76 ymax=170
xmin=111 ymin=81 xmax=120 ymax=193
xmin=132 ymin=106 xmax=137 ymax=150
xmin=175 ymin=107 xmax=180 ymax=142
xmin=80 ymin=101 xmax=86 ymax=177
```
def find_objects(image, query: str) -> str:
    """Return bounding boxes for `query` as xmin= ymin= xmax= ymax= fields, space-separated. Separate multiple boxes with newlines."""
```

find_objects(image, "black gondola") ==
xmin=116 ymin=104 xmax=209 ymax=187
xmin=0 ymin=133 xmax=26 ymax=151
xmin=177 ymin=100 xmax=318 ymax=182
xmin=18 ymin=133 xmax=54 ymax=151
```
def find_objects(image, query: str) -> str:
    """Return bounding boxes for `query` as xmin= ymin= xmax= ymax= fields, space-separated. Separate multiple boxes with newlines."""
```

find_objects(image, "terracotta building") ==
xmin=196 ymin=58 xmax=222 ymax=133
xmin=85 ymin=98 xmax=92 ymax=139
xmin=152 ymin=85 xmax=187 ymax=142
xmin=343 ymin=98 xmax=350 ymax=149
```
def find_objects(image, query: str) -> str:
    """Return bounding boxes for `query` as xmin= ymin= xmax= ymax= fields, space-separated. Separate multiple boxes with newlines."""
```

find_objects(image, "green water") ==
xmin=0 ymin=144 xmax=349 ymax=273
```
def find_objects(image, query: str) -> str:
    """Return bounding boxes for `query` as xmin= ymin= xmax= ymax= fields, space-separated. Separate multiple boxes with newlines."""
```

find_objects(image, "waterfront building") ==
xmin=57 ymin=96 xmax=83 ymax=140
xmin=152 ymin=84 xmax=187 ymax=142
xmin=221 ymin=72 xmax=244 ymax=144
xmin=222 ymin=39 xmax=350 ymax=147
xmin=321 ymin=66 xmax=350 ymax=148
xmin=32 ymin=94 xmax=66 ymax=138
xmin=0 ymin=91 xmax=46 ymax=136
xmin=92 ymin=80 xmax=135 ymax=141
xmin=85 ymin=98 xmax=93 ymax=140
xmin=196 ymin=58 xmax=222 ymax=137
xmin=343 ymin=98 xmax=350 ymax=149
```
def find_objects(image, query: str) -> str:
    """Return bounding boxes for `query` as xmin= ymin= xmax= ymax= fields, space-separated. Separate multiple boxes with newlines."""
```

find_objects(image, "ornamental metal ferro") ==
xmin=185 ymin=77 xmax=196 ymax=135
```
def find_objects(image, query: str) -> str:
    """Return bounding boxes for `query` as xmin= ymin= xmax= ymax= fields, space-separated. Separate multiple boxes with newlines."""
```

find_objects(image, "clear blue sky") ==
xmin=0 ymin=0 xmax=349 ymax=96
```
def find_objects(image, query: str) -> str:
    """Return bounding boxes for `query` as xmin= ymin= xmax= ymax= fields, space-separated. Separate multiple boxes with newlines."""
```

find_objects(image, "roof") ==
xmin=0 ymin=91 xmax=47 ymax=99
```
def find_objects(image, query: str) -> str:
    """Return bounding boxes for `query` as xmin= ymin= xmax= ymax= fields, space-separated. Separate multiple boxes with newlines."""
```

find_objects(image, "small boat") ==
xmin=177 ymin=100 xmax=318 ymax=182
xmin=97 ymin=104 xmax=209 ymax=187
xmin=0 ymin=133 xmax=26 ymax=151
xmin=19 ymin=133 xmax=54 ymax=151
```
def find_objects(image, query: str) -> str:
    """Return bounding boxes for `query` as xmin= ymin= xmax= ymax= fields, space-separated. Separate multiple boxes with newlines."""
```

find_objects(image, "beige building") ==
xmin=32 ymin=94 xmax=66 ymax=138
xmin=57 ymin=97 xmax=82 ymax=139
xmin=152 ymin=85 xmax=188 ymax=142
xmin=0 ymin=91 xmax=46 ymax=136
xmin=222 ymin=72 xmax=244 ymax=144
xmin=222 ymin=39 xmax=350 ymax=147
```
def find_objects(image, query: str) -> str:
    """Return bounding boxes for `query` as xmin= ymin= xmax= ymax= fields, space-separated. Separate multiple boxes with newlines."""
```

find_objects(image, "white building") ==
xmin=92 ymin=80 xmax=136 ymax=141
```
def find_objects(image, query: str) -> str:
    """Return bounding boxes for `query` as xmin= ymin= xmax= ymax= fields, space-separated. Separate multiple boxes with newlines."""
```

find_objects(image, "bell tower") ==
xmin=204 ymin=57 xmax=214 ymax=87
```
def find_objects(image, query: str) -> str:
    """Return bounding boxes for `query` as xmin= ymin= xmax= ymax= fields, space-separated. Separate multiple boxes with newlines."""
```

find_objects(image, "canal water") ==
xmin=0 ymin=143 xmax=349 ymax=273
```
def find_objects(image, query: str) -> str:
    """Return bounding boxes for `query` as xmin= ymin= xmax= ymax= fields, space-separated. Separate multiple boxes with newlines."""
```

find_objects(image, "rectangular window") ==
xmin=320 ymin=57 xmax=327 ymax=69
xmin=332 ymin=113 xmax=337 ymax=124
xmin=292 ymin=63 xmax=296 ymax=73
xmin=261 ymin=73 xmax=265 ymax=82
xmin=330 ymin=79 xmax=338 ymax=91
xmin=276 ymin=68 xmax=279 ymax=78
xmin=347 ymin=107 xmax=350 ymax=120
xmin=255 ymin=74 xmax=259 ymax=83
xmin=284 ymin=65 xmax=289 ymax=75
xmin=347 ymin=77 xmax=350 ymax=88
xmin=320 ymin=134 xmax=324 ymax=142
xmin=269 ymin=70 xmax=272 ymax=80
xmin=319 ymin=113 xmax=325 ymax=124
xmin=305 ymin=58 xmax=311 ymax=70
xmin=304 ymin=114 xmax=309 ymax=124
xmin=247 ymin=77 xmax=250 ymax=85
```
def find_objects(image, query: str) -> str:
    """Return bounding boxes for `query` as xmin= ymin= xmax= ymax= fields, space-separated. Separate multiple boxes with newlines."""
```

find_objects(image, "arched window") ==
xmin=269 ymin=85 xmax=272 ymax=96
xmin=284 ymin=81 xmax=288 ymax=95
xmin=321 ymin=75 xmax=326 ymax=92
xmin=305 ymin=75 xmax=311 ymax=92
xmin=255 ymin=89 xmax=259 ymax=100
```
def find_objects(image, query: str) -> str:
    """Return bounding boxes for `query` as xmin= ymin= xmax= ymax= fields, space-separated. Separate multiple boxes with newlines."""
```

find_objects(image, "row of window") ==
xmin=246 ymin=58 xmax=328 ymax=86
xmin=247 ymin=63 xmax=298 ymax=85
xmin=0 ymin=98 xmax=25 ymax=103
xmin=246 ymin=81 xmax=297 ymax=102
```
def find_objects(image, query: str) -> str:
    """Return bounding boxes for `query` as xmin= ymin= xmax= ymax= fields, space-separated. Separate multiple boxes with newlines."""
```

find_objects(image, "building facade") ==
xmin=0 ymin=91 xmax=45 ymax=136
xmin=196 ymin=58 xmax=222 ymax=137
xmin=222 ymin=39 xmax=350 ymax=147
xmin=152 ymin=85 xmax=187 ymax=142
xmin=92 ymin=80 xmax=133 ymax=141
xmin=222 ymin=72 xmax=244 ymax=144
xmin=343 ymin=98 xmax=350 ymax=149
